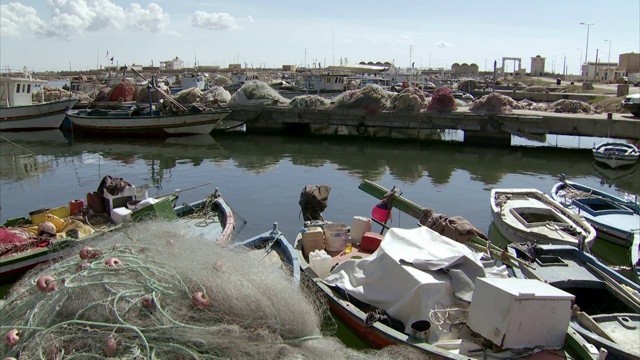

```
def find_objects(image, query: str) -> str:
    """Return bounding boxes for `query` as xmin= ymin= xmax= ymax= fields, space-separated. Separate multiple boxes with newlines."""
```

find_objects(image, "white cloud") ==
xmin=435 ymin=41 xmax=453 ymax=48
xmin=127 ymin=3 xmax=170 ymax=33
xmin=2 ymin=0 xmax=171 ymax=40
xmin=0 ymin=3 xmax=46 ymax=37
xmin=191 ymin=11 xmax=238 ymax=30
xmin=396 ymin=35 xmax=413 ymax=45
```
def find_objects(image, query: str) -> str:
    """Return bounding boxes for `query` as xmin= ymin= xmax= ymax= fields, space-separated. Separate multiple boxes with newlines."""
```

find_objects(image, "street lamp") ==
xmin=580 ymin=22 xmax=594 ymax=75
xmin=577 ymin=48 xmax=582 ymax=75
xmin=604 ymin=39 xmax=611 ymax=65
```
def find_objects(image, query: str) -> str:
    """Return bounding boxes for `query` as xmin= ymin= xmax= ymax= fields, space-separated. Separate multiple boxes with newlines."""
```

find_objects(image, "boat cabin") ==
xmin=0 ymin=72 xmax=46 ymax=107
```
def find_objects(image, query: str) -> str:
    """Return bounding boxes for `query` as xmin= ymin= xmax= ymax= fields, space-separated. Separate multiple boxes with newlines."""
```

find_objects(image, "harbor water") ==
xmin=1 ymin=129 xmax=638 ymax=345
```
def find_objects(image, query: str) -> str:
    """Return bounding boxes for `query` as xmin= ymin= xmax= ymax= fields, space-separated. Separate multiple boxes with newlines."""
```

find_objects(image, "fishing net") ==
xmin=32 ymin=87 xmax=73 ymax=103
xmin=108 ymin=80 xmax=137 ymax=102
xmin=136 ymin=83 xmax=171 ymax=103
xmin=392 ymin=87 xmax=427 ymax=114
xmin=202 ymin=86 xmax=232 ymax=104
xmin=173 ymin=87 xmax=204 ymax=105
xmin=468 ymin=92 xmax=515 ymax=114
xmin=426 ymin=87 xmax=457 ymax=113
xmin=228 ymin=80 xmax=290 ymax=105
xmin=331 ymin=84 xmax=391 ymax=113
xmin=289 ymin=95 xmax=331 ymax=109
xmin=0 ymin=220 xmax=327 ymax=358
xmin=546 ymin=99 xmax=595 ymax=114
xmin=0 ymin=219 xmax=428 ymax=359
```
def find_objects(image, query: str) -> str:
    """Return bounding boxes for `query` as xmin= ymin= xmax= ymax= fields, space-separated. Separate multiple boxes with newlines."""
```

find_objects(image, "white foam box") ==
xmin=466 ymin=277 xmax=574 ymax=349
xmin=111 ymin=207 xmax=132 ymax=225
xmin=103 ymin=186 xmax=136 ymax=214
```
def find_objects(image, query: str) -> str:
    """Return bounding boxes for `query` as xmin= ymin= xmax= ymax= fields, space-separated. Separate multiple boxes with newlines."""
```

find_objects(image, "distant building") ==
xmin=228 ymin=64 xmax=242 ymax=71
xmin=282 ymin=65 xmax=297 ymax=72
xmin=619 ymin=52 xmax=640 ymax=74
xmin=160 ymin=57 xmax=184 ymax=71
xmin=451 ymin=63 xmax=479 ymax=75
xmin=530 ymin=55 xmax=545 ymax=76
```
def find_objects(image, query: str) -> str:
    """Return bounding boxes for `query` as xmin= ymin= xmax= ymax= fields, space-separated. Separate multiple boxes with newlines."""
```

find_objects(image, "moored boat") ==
xmin=490 ymin=188 xmax=597 ymax=249
xmin=508 ymin=243 xmax=640 ymax=359
xmin=592 ymin=142 xmax=640 ymax=169
xmin=292 ymin=182 xmax=602 ymax=359
xmin=0 ymin=178 xmax=235 ymax=284
xmin=66 ymin=104 xmax=231 ymax=136
xmin=550 ymin=177 xmax=640 ymax=248
xmin=1 ymin=70 xmax=78 ymax=131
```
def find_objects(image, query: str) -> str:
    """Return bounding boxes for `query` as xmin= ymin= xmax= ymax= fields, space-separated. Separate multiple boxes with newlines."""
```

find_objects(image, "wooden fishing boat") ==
xmin=508 ymin=243 xmax=640 ymax=359
xmin=1 ymin=72 xmax=78 ymax=131
xmin=592 ymin=142 xmax=639 ymax=169
xmin=550 ymin=177 xmax=640 ymax=248
xmin=66 ymin=104 xmax=231 ymax=136
xmin=0 ymin=181 xmax=234 ymax=285
xmin=291 ymin=181 xmax=602 ymax=360
xmin=490 ymin=188 xmax=597 ymax=249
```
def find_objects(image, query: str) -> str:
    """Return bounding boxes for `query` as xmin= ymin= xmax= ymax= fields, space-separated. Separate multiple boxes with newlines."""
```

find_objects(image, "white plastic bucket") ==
xmin=350 ymin=216 xmax=372 ymax=245
xmin=324 ymin=223 xmax=350 ymax=252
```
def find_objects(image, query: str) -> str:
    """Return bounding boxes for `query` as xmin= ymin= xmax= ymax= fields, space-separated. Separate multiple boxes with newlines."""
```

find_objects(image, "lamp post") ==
xmin=580 ymin=22 xmax=594 ymax=76
xmin=604 ymin=39 xmax=611 ymax=64
xmin=577 ymin=48 xmax=582 ymax=75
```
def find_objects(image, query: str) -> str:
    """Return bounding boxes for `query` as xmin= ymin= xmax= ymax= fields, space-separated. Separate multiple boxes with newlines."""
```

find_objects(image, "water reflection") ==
xmin=1 ymin=131 xmax=638 ymax=197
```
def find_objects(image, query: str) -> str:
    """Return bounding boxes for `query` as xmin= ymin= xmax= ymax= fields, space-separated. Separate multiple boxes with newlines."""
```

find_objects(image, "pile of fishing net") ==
xmin=391 ymin=87 xmax=428 ymax=114
xmin=93 ymin=87 xmax=112 ymax=102
xmin=108 ymin=80 xmax=137 ymax=102
xmin=32 ymin=86 xmax=72 ymax=103
xmin=210 ymin=75 xmax=232 ymax=87
xmin=173 ymin=87 xmax=204 ymax=105
xmin=545 ymin=99 xmax=595 ymax=114
xmin=289 ymin=95 xmax=331 ymax=109
xmin=331 ymin=84 xmax=391 ymax=114
xmin=426 ymin=87 xmax=457 ymax=113
xmin=202 ymin=86 xmax=232 ymax=104
xmin=457 ymin=79 xmax=480 ymax=92
xmin=469 ymin=92 xmax=517 ymax=114
xmin=136 ymin=83 xmax=171 ymax=103
xmin=228 ymin=80 xmax=290 ymax=105
xmin=0 ymin=220 xmax=425 ymax=359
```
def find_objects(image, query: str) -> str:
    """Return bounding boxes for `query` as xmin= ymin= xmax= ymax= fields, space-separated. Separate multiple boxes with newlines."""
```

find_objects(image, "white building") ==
xmin=530 ymin=55 xmax=545 ymax=76
xmin=160 ymin=57 xmax=184 ymax=71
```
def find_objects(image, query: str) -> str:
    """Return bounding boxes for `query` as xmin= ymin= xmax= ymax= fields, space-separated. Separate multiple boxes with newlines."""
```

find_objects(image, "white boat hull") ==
xmin=67 ymin=109 xmax=231 ymax=136
xmin=0 ymin=99 xmax=77 ymax=130
xmin=491 ymin=188 xmax=597 ymax=248
xmin=592 ymin=142 xmax=640 ymax=168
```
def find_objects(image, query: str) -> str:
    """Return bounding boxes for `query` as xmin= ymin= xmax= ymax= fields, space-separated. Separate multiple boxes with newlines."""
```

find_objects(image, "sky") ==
xmin=1 ymin=0 xmax=639 ymax=75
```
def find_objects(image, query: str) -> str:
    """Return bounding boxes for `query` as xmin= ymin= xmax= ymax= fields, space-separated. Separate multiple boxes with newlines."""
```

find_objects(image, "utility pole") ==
xmin=562 ymin=54 xmax=566 ymax=78
xmin=580 ymin=22 xmax=594 ymax=75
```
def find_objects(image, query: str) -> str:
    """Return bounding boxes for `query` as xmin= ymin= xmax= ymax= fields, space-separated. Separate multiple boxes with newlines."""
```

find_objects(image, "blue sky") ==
xmin=1 ymin=0 xmax=638 ymax=74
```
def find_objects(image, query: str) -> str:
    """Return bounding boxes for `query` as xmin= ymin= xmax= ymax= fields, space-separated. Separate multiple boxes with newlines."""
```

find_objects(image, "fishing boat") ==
xmin=66 ymin=103 xmax=231 ymax=136
xmin=592 ymin=142 xmax=640 ymax=169
xmin=550 ymin=177 xmax=640 ymax=248
xmin=1 ymin=70 xmax=78 ymax=130
xmin=292 ymin=182 xmax=602 ymax=359
xmin=232 ymin=223 xmax=299 ymax=287
xmin=0 ymin=179 xmax=235 ymax=284
xmin=490 ymin=188 xmax=597 ymax=249
xmin=508 ymin=243 xmax=640 ymax=359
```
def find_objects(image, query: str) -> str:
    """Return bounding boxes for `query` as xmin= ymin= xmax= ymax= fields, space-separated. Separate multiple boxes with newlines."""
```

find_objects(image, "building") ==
xmin=451 ymin=63 xmax=479 ymax=75
xmin=583 ymin=62 xmax=619 ymax=81
xmin=530 ymin=55 xmax=545 ymax=76
xmin=228 ymin=64 xmax=242 ymax=71
xmin=282 ymin=65 xmax=297 ymax=72
xmin=160 ymin=57 xmax=184 ymax=71
xmin=619 ymin=52 xmax=640 ymax=74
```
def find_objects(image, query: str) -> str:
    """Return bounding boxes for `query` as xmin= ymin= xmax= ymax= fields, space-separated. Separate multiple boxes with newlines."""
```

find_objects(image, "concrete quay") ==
xmin=233 ymin=105 xmax=640 ymax=145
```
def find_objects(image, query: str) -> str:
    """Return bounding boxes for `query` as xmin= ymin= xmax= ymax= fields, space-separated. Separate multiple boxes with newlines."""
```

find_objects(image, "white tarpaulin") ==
xmin=323 ymin=226 xmax=485 ymax=339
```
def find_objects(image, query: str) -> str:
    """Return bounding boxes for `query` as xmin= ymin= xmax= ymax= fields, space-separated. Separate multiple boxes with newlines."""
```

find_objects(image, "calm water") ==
xmin=1 ymin=129 xmax=638 ymax=347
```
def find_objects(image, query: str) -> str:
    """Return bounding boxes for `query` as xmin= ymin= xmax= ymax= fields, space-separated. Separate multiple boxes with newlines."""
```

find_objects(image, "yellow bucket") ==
xmin=30 ymin=206 xmax=70 ymax=224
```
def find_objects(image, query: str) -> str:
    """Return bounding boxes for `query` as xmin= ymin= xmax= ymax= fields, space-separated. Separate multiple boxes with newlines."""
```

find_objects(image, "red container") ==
xmin=86 ymin=192 xmax=105 ymax=214
xmin=69 ymin=199 xmax=85 ymax=216
xmin=360 ymin=232 xmax=383 ymax=253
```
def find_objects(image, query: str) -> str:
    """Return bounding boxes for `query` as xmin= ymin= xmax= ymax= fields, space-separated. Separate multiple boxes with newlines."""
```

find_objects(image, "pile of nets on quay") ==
xmin=469 ymin=92 xmax=597 ymax=115
xmin=0 ymin=220 xmax=425 ymax=359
